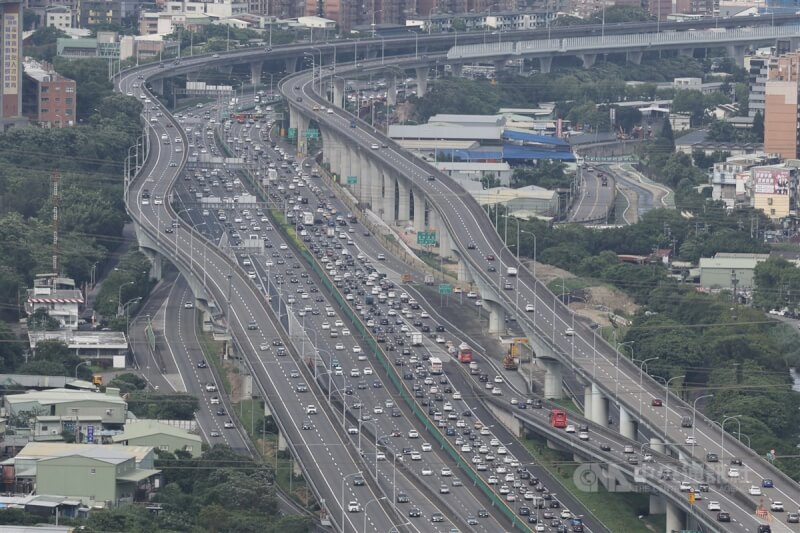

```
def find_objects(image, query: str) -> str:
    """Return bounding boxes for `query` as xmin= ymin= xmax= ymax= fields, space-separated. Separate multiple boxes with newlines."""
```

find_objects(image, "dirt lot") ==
xmin=523 ymin=259 xmax=638 ymax=328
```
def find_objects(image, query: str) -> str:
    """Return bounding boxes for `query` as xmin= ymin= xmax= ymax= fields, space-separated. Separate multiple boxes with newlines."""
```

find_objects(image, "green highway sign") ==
xmin=305 ymin=128 xmax=319 ymax=140
xmin=347 ymin=175 xmax=358 ymax=185
xmin=438 ymin=284 xmax=452 ymax=295
xmin=416 ymin=231 xmax=437 ymax=246
xmin=287 ymin=128 xmax=297 ymax=140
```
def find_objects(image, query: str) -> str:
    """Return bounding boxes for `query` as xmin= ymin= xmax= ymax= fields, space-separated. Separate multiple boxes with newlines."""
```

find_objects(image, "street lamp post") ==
xmin=720 ymin=415 xmax=741 ymax=464
xmin=633 ymin=356 xmax=659 ymax=415
xmin=691 ymin=394 xmax=714 ymax=448
xmin=116 ymin=281 xmax=135 ymax=316
xmin=74 ymin=360 xmax=89 ymax=379
xmin=341 ymin=471 xmax=362 ymax=532
xmin=662 ymin=375 xmax=686 ymax=444
xmin=616 ymin=340 xmax=633 ymax=401
xmin=408 ymin=30 xmax=419 ymax=59
xmin=377 ymin=442 xmax=398 ymax=507
xmin=363 ymin=497 xmax=387 ymax=532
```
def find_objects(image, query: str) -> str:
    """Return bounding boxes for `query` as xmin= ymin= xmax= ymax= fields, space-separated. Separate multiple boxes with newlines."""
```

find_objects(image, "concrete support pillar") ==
xmin=360 ymin=153 xmax=374 ymax=207
xmin=493 ymin=59 xmax=505 ymax=72
xmin=583 ymin=385 xmax=593 ymax=420
xmin=415 ymin=67 xmax=428 ymax=98
xmin=397 ymin=179 xmax=410 ymax=223
xmin=619 ymin=406 xmax=636 ymax=440
xmin=541 ymin=359 xmax=563 ymax=400
xmin=726 ymin=44 xmax=746 ymax=68
xmin=277 ymin=429 xmax=288 ymax=451
xmin=678 ymin=48 xmax=694 ymax=58
xmin=381 ymin=172 xmax=395 ymax=222
xmin=386 ymin=76 xmax=397 ymax=106
xmin=284 ymin=57 xmax=298 ymax=73
xmin=451 ymin=63 xmax=463 ymax=77
xmin=333 ymin=78 xmax=345 ymax=108
xmin=429 ymin=209 xmax=449 ymax=256
xmin=150 ymin=78 xmax=164 ymax=96
xmin=665 ymin=501 xmax=684 ymax=533
xmin=539 ymin=56 xmax=552 ymax=74
xmin=457 ymin=260 xmax=471 ymax=283
xmin=292 ymin=112 xmax=309 ymax=155
xmin=186 ymin=71 xmax=199 ymax=82
xmin=626 ymin=51 xmax=642 ymax=65
xmin=412 ymin=189 xmax=425 ymax=233
xmin=650 ymin=436 xmax=665 ymax=454
xmin=590 ymin=383 xmax=607 ymax=425
xmin=250 ymin=61 xmax=263 ymax=85
xmin=649 ymin=494 xmax=666 ymax=515
xmin=486 ymin=300 xmax=505 ymax=335
xmin=580 ymin=53 xmax=597 ymax=69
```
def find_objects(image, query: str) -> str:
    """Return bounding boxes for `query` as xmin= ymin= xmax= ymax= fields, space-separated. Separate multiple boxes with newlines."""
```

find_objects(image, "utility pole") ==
xmin=225 ymin=272 xmax=233 ymax=359
xmin=730 ymin=270 xmax=739 ymax=305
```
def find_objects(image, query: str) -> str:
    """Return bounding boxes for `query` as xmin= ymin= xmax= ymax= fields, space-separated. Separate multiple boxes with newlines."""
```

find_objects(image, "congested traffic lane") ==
xmin=217 ymin=117 xmax=510 ymax=532
xmin=281 ymin=63 xmax=797 ymax=532
xmin=119 ymin=68 xmax=403 ymax=533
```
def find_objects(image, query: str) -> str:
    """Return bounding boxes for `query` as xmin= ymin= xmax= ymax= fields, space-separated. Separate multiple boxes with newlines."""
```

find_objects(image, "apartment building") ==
xmin=765 ymin=51 xmax=800 ymax=159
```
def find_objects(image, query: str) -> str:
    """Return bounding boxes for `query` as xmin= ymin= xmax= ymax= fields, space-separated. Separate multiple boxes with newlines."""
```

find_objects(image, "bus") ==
xmin=429 ymin=357 xmax=443 ymax=375
xmin=550 ymin=408 xmax=567 ymax=429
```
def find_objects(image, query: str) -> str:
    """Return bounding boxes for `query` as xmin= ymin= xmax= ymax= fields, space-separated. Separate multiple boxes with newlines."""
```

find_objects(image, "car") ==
xmin=707 ymin=501 xmax=721 ymax=511
xmin=210 ymin=430 xmax=220 ymax=437
xmin=353 ymin=476 xmax=365 ymax=486
xmin=210 ymin=396 xmax=220 ymax=404
xmin=685 ymin=436 xmax=696 ymax=445
xmin=439 ymin=484 xmax=450 ymax=494
xmin=421 ymin=442 xmax=432 ymax=452
xmin=748 ymin=485 xmax=762 ymax=496
xmin=370 ymin=143 xmax=379 ymax=149
xmin=623 ymin=445 xmax=634 ymax=454
xmin=565 ymin=424 xmax=576 ymax=433
xmin=762 ymin=479 xmax=774 ymax=488
xmin=205 ymin=383 xmax=217 ymax=392
xmin=184 ymin=301 xmax=194 ymax=309
xmin=679 ymin=481 xmax=692 ymax=492
xmin=224 ymin=420 xmax=234 ymax=429
xmin=421 ymin=467 xmax=433 ymax=476
xmin=467 ymin=515 xmax=479 ymax=525
xmin=706 ymin=453 xmax=719 ymax=462
xmin=408 ymin=508 xmax=421 ymax=517
xmin=259 ymin=342 xmax=269 ymax=351
xmin=164 ymin=227 xmax=174 ymax=233
xmin=197 ymin=360 xmax=208 ymax=368
xmin=717 ymin=511 xmax=731 ymax=522
xmin=525 ymin=304 xmax=534 ymax=312
xmin=408 ymin=429 xmax=419 ymax=438
xmin=787 ymin=512 xmax=799 ymax=523
xmin=727 ymin=467 xmax=739 ymax=478
xmin=347 ymin=501 xmax=360 ymax=513
xmin=441 ymin=467 xmax=452 ymax=477
xmin=651 ymin=398 xmax=663 ymax=406
xmin=306 ymin=405 xmax=317 ymax=414
xmin=431 ymin=513 xmax=444 ymax=522
xmin=578 ymin=431 xmax=589 ymax=441
xmin=564 ymin=327 xmax=574 ymax=336
xmin=770 ymin=501 xmax=784 ymax=512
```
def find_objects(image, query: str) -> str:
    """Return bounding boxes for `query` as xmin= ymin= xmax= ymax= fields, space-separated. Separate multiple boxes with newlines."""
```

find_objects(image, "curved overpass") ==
xmin=118 ymin=20 xmax=800 ymax=532
xmin=279 ymin=46 xmax=800 ymax=533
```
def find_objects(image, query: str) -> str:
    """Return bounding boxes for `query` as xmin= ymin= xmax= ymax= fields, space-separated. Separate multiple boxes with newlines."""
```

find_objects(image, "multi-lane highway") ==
xmin=281 ymin=58 xmax=800 ymax=531
xmin=119 ymin=70 xmax=408 ymax=533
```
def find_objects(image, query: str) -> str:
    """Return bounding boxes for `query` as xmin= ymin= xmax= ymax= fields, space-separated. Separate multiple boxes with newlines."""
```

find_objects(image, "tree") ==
xmin=672 ymin=90 xmax=706 ymax=123
xmin=753 ymin=110 xmax=764 ymax=142
xmin=511 ymin=161 xmax=572 ymax=189
xmin=480 ymin=173 xmax=501 ymax=189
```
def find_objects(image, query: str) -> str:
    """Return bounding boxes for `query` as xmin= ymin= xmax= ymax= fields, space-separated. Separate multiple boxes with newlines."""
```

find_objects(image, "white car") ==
xmin=525 ymin=303 xmax=534 ymax=312
xmin=453 ymin=392 xmax=462 ymax=400
xmin=321 ymin=322 xmax=330 ymax=329
xmin=707 ymin=501 xmax=721 ymax=511
xmin=408 ymin=429 xmax=419 ymax=439
xmin=441 ymin=467 xmax=452 ymax=477
xmin=565 ymin=327 xmax=575 ymax=336
xmin=491 ymin=387 xmax=502 ymax=396
xmin=373 ymin=406 xmax=384 ymax=414
xmin=335 ymin=343 xmax=345 ymax=350
xmin=565 ymin=424 xmax=576 ymax=433
xmin=560 ymin=510 xmax=572 ymax=520
xmin=727 ymin=468 xmax=740 ymax=478
xmin=210 ymin=396 xmax=220 ymax=404
xmin=749 ymin=485 xmax=762 ymax=496
xmin=306 ymin=405 xmax=317 ymax=415
xmin=771 ymin=501 xmax=784 ymax=512
xmin=363 ymin=367 xmax=373 ymax=375
xmin=421 ymin=467 xmax=433 ymax=476
xmin=494 ymin=375 xmax=504 ymax=384
xmin=347 ymin=501 xmax=361 ymax=513
xmin=259 ymin=342 xmax=269 ymax=351
xmin=370 ymin=143 xmax=379 ymax=149
xmin=421 ymin=442 xmax=432 ymax=452
xmin=685 ymin=436 xmax=696 ymax=445
xmin=353 ymin=345 xmax=362 ymax=353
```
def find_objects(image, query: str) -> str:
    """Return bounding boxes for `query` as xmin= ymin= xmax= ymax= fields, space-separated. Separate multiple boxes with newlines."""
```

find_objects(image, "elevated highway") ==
xmin=121 ymin=20 xmax=800 ymax=531
xmin=279 ymin=50 xmax=800 ymax=531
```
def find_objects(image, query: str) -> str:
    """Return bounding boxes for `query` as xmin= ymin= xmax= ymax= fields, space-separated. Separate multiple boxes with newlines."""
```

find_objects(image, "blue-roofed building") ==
xmin=388 ymin=113 xmax=574 ymax=164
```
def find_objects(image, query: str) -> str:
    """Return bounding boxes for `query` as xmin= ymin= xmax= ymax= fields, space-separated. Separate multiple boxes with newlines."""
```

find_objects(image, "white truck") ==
xmin=411 ymin=332 xmax=423 ymax=346
xmin=302 ymin=211 xmax=314 ymax=226
xmin=268 ymin=168 xmax=278 ymax=181
xmin=506 ymin=267 xmax=518 ymax=277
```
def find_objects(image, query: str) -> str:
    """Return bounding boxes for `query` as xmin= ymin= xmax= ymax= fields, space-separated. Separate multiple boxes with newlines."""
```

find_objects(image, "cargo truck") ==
xmin=302 ymin=211 xmax=314 ymax=226
xmin=411 ymin=332 xmax=423 ymax=346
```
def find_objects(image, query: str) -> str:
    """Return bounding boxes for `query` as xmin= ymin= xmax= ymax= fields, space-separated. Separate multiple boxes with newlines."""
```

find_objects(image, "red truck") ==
xmin=550 ymin=408 xmax=567 ymax=429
